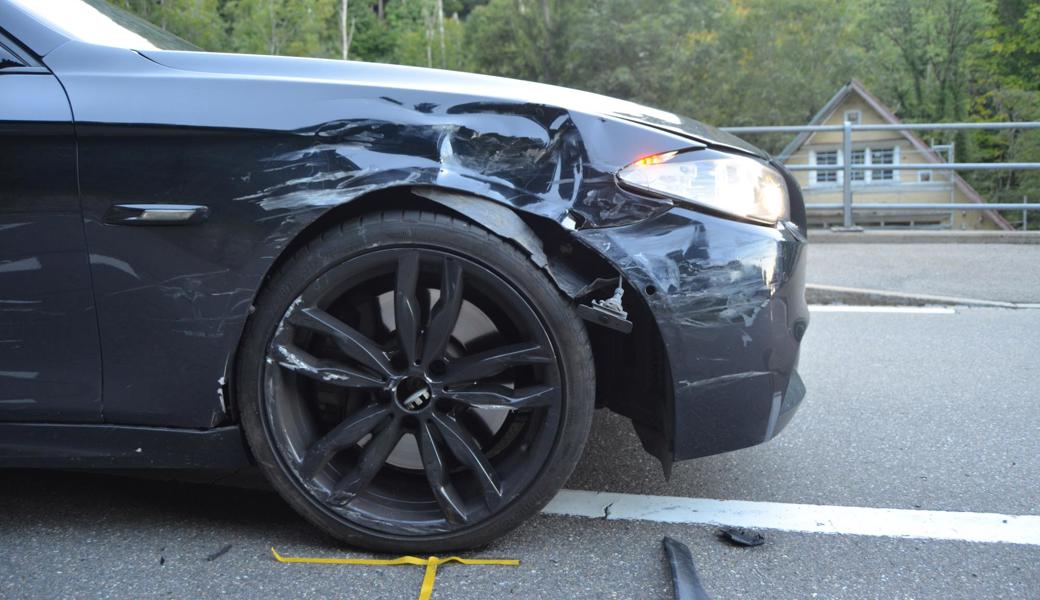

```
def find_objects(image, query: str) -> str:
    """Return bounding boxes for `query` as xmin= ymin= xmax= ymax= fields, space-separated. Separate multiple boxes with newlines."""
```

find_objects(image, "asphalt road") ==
xmin=2 ymin=307 xmax=1038 ymax=599
xmin=808 ymin=243 xmax=1040 ymax=303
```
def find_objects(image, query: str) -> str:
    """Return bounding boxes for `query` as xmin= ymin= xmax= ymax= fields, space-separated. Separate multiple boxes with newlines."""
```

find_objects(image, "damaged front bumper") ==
xmin=576 ymin=207 xmax=808 ymax=464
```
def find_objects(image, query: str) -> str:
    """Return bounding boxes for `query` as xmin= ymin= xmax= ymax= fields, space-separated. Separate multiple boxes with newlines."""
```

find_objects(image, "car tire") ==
xmin=236 ymin=209 xmax=594 ymax=552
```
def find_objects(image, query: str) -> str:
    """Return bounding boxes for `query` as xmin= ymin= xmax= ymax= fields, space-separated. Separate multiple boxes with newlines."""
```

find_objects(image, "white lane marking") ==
xmin=543 ymin=490 xmax=1040 ymax=546
xmin=809 ymin=305 xmax=955 ymax=314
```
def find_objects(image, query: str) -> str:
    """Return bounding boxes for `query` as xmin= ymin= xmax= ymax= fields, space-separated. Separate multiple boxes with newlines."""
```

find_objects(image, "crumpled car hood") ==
xmin=138 ymin=50 xmax=766 ymax=158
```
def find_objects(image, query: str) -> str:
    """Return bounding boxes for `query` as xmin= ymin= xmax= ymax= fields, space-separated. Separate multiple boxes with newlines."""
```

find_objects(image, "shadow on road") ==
xmin=0 ymin=468 xmax=327 ymax=546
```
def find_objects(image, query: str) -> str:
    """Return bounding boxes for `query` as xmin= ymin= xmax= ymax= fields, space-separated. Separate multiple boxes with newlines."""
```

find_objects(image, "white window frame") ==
xmin=810 ymin=145 xmax=900 ymax=186
xmin=810 ymin=149 xmax=840 ymax=186
xmin=850 ymin=148 xmax=867 ymax=182
xmin=868 ymin=146 xmax=899 ymax=183
xmin=843 ymin=110 xmax=862 ymax=125
xmin=918 ymin=170 xmax=933 ymax=183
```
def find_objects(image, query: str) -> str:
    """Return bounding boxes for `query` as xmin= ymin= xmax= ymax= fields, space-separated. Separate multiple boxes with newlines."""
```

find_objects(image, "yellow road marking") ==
xmin=271 ymin=548 xmax=520 ymax=600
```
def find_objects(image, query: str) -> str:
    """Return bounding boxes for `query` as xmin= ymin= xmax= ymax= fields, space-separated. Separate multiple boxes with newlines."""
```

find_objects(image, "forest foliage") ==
xmin=110 ymin=0 xmax=1040 ymax=220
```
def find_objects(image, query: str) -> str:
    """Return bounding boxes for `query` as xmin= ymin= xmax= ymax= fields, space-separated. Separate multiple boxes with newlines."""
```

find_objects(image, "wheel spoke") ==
xmin=272 ymin=343 xmax=387 ymax=388
xmin=458 ymin=409 xmax=496 ymax=448
xmin=417 ymin=421 xmax=469 ymax=524
xmin=289 ymin=306 xmax=394 ymax=378
xmin=441 ymin=342 xmax=552 ymax=385
xmin=299 ymin=404 xmax=391 ymax=480
xmin=431 ymin=413 xmax=502 ymax=508
xmin=447 ymin=383 xmax=558 ymax=410
xmin=395 ymin=252 xmax=422 ymax=367
xmin=329 ymin=416 xmax=404 ymax=504
xmin=421 ymin=258 xmax=464 ymax=366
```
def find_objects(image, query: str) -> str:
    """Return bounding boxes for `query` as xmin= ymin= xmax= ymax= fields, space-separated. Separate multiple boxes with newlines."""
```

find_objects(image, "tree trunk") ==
xmin=424 ymin=0 xmax=435 ymax=67
xmin=340 ymin=0 xmax=349 ymax=60
xmin=540 ymin=0 xmax=554 ymax=81
xmin=268 ymin=0 xmax=277 ymax=55
xmin=437 ymin=0 xmax=446 ymax=66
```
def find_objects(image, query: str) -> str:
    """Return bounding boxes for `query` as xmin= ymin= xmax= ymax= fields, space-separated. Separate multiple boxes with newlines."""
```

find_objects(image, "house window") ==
xmin=850 ymin=149 xmax=866 ymax=181
xmin=844 ymin=110 xmax=861 ymax=125
xmin=918 ymin=171 xmax=933 ymax=183
xmin=871 ymin=147 xmax=895 ymax=181
xmin=814 ymin=150 xmax=838 ymax=183
xmin=811 ymin=146 xmax=899 ymax=185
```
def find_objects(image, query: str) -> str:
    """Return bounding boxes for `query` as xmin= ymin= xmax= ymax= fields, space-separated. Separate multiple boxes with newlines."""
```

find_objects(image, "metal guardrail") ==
xmin=720 ymin=121 xmax=1040 ymax=229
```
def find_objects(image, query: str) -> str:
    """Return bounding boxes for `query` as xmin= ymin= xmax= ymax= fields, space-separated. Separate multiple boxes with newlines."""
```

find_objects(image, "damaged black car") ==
xmin=0 ymin=0 xmax=808 ymax=551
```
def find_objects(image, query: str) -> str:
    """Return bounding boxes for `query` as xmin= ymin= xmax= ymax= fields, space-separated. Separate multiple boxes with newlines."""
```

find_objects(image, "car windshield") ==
xmin=13 ymin=0 xmax=199 ymax=51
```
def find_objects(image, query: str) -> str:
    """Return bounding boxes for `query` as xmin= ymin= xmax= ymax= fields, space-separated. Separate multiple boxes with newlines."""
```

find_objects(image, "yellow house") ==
xmin=779 ymin=80 xmax=1011 ymax=230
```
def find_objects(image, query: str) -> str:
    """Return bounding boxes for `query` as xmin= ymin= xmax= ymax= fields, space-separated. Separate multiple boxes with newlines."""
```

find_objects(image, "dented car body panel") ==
xmin=576 ymin=208 xmax=808 ymax=462
xmin=0 ymin=0 xmax=807 ymax=470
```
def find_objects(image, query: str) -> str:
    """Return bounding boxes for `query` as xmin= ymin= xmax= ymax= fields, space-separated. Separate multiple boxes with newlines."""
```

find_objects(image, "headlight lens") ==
xmin=617 ymin=150 xmax=789 ymax=225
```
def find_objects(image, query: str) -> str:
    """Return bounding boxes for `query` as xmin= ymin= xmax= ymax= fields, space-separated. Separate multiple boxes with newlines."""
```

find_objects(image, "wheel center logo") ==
xmin=395 ymin=377 xmax=433 ymax=412
xmin=403 ymin=388 xmax=431 ymax=411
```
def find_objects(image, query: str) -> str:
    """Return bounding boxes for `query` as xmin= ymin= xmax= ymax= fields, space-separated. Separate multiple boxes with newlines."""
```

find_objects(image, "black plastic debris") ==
xmin=206 ymin=544 xmax=233 ymax=562
xmin=662 ymin=537 xmax=710 ymax=600
xmin=716 ymin=527 xmax=766 ymax=547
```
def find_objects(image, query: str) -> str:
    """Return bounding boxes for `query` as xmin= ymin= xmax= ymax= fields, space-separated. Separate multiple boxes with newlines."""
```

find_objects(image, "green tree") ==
xmin=858 ymin=0 xmax=992 ymax=123
xmin=968 ymin=1 xmax=1040 ymax=226
xmin=110 ymin=0 xmax=226 ymax=50
xmin=225 ymin=0 xmax=336 ymax=57
xmin=383 ymin=0 xmax=469 ymax=69
xmin=708 ymin=0 xmax=866 ymax=126
xmin=156 ymin=0 xmax=227 ymax=50
xmin=465 ymin=0 xmax=579 ymax=83
xmin=562 ymin=0 xmax=727 ymax=115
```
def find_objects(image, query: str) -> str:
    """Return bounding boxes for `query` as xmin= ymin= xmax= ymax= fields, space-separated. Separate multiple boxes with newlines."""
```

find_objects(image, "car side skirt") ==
xmin=0 ymin=423 xmax=251 ymax=469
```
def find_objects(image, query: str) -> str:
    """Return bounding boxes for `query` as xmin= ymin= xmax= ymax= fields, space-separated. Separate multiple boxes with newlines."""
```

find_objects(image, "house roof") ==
xmin=777 ymin=79 xmax=1012 ymax=230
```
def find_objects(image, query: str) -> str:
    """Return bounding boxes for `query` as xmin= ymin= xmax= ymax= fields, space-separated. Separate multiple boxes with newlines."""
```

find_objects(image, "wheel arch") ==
xmin=223 ymin=185 xmax=673 ymax=471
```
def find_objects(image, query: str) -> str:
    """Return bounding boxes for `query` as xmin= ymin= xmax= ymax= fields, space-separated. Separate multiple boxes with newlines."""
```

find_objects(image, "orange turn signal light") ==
xmin=631 ymin=151 xmax=678 ymax=167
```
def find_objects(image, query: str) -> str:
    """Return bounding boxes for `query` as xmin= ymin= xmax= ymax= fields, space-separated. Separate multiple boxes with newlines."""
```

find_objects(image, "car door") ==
xmin=0 ymin=34 xmax=102 ymax=422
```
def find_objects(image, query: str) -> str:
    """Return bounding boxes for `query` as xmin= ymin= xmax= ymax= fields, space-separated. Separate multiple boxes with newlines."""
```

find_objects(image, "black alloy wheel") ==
xmin=237 ymin=210 xmax=594 ymax=551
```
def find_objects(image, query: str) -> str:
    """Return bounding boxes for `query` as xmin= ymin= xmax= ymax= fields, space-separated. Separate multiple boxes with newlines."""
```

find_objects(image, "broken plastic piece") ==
xmin=574 ymin=276 xmax=621 ymax=300
xmin=592 ymin=280 xmax=628 ymax=319
xmin=577 ymin=303 xmax=633 ymax=333
xmin=578 ymin=278 xmax=633 ymax=333
xmin=662 ymin=537 xmax=711 ymax=600
xmin=271 ymin=547 xmax=519 ymax=600
xmin=716 ymin=527 xmax=765 ymax=547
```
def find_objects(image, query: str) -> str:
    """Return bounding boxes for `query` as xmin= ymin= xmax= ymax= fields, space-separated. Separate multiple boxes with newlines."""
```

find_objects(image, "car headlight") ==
xmin=617 ymin=150 xmax=789 ymax=225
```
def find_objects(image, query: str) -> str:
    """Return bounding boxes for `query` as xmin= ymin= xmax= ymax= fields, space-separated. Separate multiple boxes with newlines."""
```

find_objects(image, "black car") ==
xmin=0 ymin=0 xmax=808 ymax=551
